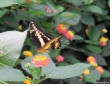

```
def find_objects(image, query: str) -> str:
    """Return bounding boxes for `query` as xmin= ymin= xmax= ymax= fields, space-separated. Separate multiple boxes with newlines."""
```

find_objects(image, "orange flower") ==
xmin=65 ymin=30 xmax=74 ymax=41
xmin=99 ymin=36 xmax=109 ymax=47
xmin=32 ymin=54 xmax=50 ymax=67
xmin=87 ymin=56 xmax=96 ymax=63
xmin=26 ymin=0 xmax=31 ymax=3
xmin=83 ymin=69 xmax=90 ymax=75
xmin=56 ymin=24 xmax=67 ymax=35
xmin=85 ymin=29 xmax=88 ymax=35
xmin=96 ymin=66 xmax=104 ymax=74
xmin=56 ymin=55 xmax=64 ymax=62
xmin=23 ymin=50 xmax=33 ymax=57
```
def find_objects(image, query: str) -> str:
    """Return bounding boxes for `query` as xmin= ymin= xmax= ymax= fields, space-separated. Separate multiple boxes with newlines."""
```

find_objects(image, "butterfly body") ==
xmin=29 ymin=21 xmax=61 ymax=53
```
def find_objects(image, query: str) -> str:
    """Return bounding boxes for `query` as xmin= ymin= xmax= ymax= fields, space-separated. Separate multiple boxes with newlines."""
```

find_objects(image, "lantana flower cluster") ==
xmin=32 ymin=54 xmax=50 ymax=67
xmin=99 ymin=36 xmax=109 ymax=47
xmin=87 ymin=56 xmax=104 ymax=74
xmin=56 ymin=24 xmax=74 ymax=41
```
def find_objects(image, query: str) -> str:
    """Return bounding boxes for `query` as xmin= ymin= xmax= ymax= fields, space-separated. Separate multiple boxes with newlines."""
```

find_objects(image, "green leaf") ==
xmin=84 ymin=40 xmax=100 ymax=45
xmin=0 ymin=30 xmax=28 ymax=66
xmin=55 ymin=12 xmax=80 ymax=25
xmin=47 ymin=63 xmax=91 ymax=79
xmin=21 ymin=53 xmax=56 ymax=76
xmin=75 ymin=35 xmax=84 ymax=40
xmin=0 ymin=64 xmax=26 ymax=81
xmin=101 ymin=70 xmax=110 ymax=78
xmin=102 ymin=41 xmax=110 ymax=56
xmin=81 ymin=12 xmax=95 ymax=25
xmin=84 ymin=70 xmax=101 ymax=83
xmin=108 ymin=0 xmax=110 ymax=7
xmin=86 ymin=45 xmax=102 ymax=54
xmin=95 ymin=55 xmax=107 ymax=66
xmin=88 ymin=5 xmax=102 ymax=14
xmin=0 ymin=9 xmax=7 ymax=18
xmin=88 ymin=27 xmax=101 ymax=41
xmin=0 ymin=0 xmax=18 ymax=8
xmin=64 ymin=0 xmax=83 ymax=6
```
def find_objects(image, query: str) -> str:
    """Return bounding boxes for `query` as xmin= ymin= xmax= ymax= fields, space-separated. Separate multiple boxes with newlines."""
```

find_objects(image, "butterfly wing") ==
xmin=29 ymin=21 xmax=52 ymax=48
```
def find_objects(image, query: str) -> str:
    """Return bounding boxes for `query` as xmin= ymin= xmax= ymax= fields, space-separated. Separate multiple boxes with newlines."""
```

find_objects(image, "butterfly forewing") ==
xmin=29 ymin=21 xmax=52 ymax=48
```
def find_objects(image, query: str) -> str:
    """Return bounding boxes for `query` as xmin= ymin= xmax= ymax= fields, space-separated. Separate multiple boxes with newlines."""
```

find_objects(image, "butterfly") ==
xmin=29 ymin=21 xmax=62 ymax=53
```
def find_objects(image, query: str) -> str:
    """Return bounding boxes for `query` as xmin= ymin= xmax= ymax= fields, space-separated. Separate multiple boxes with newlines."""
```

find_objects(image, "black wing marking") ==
xmin=29 ymin=21 xmax=52 ymax=48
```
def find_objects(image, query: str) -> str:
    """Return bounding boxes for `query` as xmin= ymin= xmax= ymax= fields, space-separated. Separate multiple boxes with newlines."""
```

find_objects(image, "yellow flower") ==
xmin=99 ymin=36 xmax=109 ymax=47
xmin=100 ymin=36 xmax=108 ymax=43
xmin=24 ymin=80 xmax=32 ymax=84
xmin=83 ymin=69 xmax=90 ymax=75
xmin=90 ymin=62 xmax=98 ymax=67
xmin=18 ymin=25 xmax=23 ymax=30
xmin=32 ymin=54 xmax=50 ymax=67
xmin=87 ymin=56 xmax=96 ymax=63
xmin=23 ymin=50 xmax=33 ymax=57
xmin=102 ymin=28 xmax=108 ymax=33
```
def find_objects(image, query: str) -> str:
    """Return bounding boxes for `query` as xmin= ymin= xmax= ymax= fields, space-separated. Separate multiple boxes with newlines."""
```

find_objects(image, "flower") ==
xmin=90 ymin=61 xmax=98 ymax=67
xmin=0 ymin=50 xmax=3 ymax=56
xmin=32 ymin=54 xmax=50 ymax=67
xmin=25 ymin=63 xmax=31 ymax=68
xmin=56 ymin=55 xmax=64 ymax=62
xmin=85 ymin=29 xmax=88 ymax=35
xmin=26 ymin=0 xmax=31 ymax=3
xmin=56 ymin=24 xmax=67 ymax=35
xmin=102 ymin=28 xmax=108 ymax=33
xmin=24 ymin=76 xmax=32 ymax=84
xmin=24 ymin=80 xmax=32 ymax=84
xmin=87 ymin=56 xmax=96 ymax=63
xmin=65 ymin=30 xmax=74 ymax=41
xmin=96 ymin=66 xmax=104 ymax=74
xmin=23 ymin=50 xmax=33 ymax=57
xmin=83 ymin=69 xmax=90 ymax=75
xmin=18 ymin=25 xmax=23 ymax=30
xmin=99 ymin=36 xmax=109 ymax=47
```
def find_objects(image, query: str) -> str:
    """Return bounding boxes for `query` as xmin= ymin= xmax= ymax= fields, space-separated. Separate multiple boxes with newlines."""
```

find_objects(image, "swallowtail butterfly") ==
xmin=29 ymin=21 xmax=61 ymax=53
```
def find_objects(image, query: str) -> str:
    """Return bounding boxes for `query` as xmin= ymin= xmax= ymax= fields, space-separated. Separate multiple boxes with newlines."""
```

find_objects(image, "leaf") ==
xmin=0 ymin=64 xmax=26 ymax=81
xmin=0 ymin=30 xmax=28 ymax=66
xmin=0 ymin=0 xmax=18 ymax=8
xmin=84 ymin=40 xmax=100 ymax=45
xmin=95 ymin=55 xmax=107 ymax=66
xmin=101 ymin=70 xmax=110 ymax=78
xmin=47 ymin=63 xmax=91 ymax=79
xmin=81 ymin=12 xmax=95 ymax=25
xmin=88 ymin=27 xmax=101 ymax=41
xmin=0 ymin=9 xmax=7 ymax=18
xmin=21 ymin=53 xmax=56 ymax=76
xmin=75 ymin=35 xmax=84 ymax=40
xmin=84 ymin=70 xmax=101 ymax=83
xmin=64 ymin=0 xmax=83 ymax=6
xmin=55 ymin=12 xmax=81 ymax=25
xmin=88 ymin=5 xmax=102 ymax=14
xmin=86 ymin=45 xmax=102 ymax=54
xmin=102 ymin=41 xmax=110 ymax=56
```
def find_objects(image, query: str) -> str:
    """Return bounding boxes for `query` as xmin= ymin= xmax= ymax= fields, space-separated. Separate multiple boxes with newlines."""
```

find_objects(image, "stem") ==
xmin=0 ymin=81 xmax=8 ymax=84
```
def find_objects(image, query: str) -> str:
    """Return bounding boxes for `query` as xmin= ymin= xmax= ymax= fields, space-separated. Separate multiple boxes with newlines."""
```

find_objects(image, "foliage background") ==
xmin=0 ymin=0 xmax=110 ymax=84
